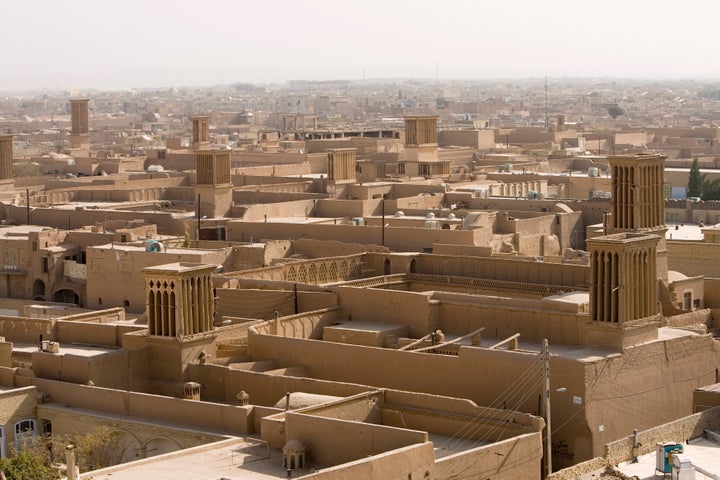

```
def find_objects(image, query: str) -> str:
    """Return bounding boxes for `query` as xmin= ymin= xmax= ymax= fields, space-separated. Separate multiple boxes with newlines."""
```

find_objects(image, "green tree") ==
xmin=0 ymin=449 xmax=58 ymax=480
xmin=71 ymin=428 xmax=129 ymax=472
xmin=607 ymin=104 xmax=625 ymax=120
xmin=702 ymin=176 xmax=720 ymax=201
xmin=688 ymin=157 xmax=703 ymax=197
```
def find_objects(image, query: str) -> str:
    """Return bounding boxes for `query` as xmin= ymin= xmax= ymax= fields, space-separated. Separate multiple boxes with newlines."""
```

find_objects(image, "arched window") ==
xmin=14 ymin=419 xmax=36 ymax=450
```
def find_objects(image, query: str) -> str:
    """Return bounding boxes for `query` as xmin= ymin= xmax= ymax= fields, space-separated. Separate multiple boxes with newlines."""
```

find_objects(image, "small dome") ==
xmin=284 ymin=439 xmax=305 ymax=451
xmin=448 ymin=213 xmax=456 ymax=220
xmin=394 ymin=211 xmax=405 ymax=217
xmin=426 ymin=212 xmax=436 ymax=219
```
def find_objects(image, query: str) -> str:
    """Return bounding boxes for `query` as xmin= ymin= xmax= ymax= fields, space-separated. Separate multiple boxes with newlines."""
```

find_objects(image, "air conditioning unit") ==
xmin=352 ymin=217 xmax=365 ymax=226
xmin=588 ymin=167 xmax=600 ymax=177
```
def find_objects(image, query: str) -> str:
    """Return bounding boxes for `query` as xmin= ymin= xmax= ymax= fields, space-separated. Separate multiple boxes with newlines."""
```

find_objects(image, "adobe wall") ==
xmin=56 ymin=320 xmax=143 ymax=347
xmin=215 ymin=289 xmax=337 ymax=321
xmin=296 ymin=391 xmax=383 ymax=423
xmin=435 ymin=433 xmax=543 ymax=480
xmin=31 ymin=348 xmax=129 ymax=388
xmin=546 ymin=457 xmax=608 ymax=480
xmin=246 ymin=333 xmax=547 ymax=414
xmin=245 ymin=332 xmax=719 ymax=466
xmin=285 ymin=411 xmax=428 ymax=467
xmin=304 ymin=443 xmax=435 ymax=480
xmin=583 ymin=335 xmax=720 ymax=462
xmin=233 ymin=191 xmax=323 ymax=204
xmin=85 ymin=247 xmax=232 ymax=313
xmin=382 ymin=389 xmax=542 ymax=433
xmin=0 ymin=315 xmax=54 ymax=343
xmin=694 ymin=388 xmax=720 ymax=411
xmin=226 ymin=221 xmax=484 ymax=252
xmin=4 ymin=205 xmax=185 ymax=236
xmin=662 ymin=309 xmax=712 ymax=328
xmin=291 ymin=238 xmax=388 ymax=257
xmin=432 ymin=243 xmax=493 ymax=257
xmin=668 ymin=241 xmax=720 ymax=277
xmin=241 ymin=199 xmax=316 ymax=221
xmin=438 ymin=129 xmax=495 ymax=149
xmin=436 ymin=295 xmax=586 ymax=345
xmin=704 ymin=279 xmax=720 ymax=308
xmin=251 ymin=308 xmax=342 ymax=340
xmin=315 ymin=199 xmax=365 ymax=218
xmin=37 ymin=404 xmax=225 ymax=457
xmin=31 ymin=378 xmax=251 ymax=435
xmin=603 ymin=406 xmax=720 ymax=465
xmin=189 ymin=363 xmax=371 ymax=406
xmin=413 ymin=254 xmax=589 ymax=288
xmin=332 ymin=287 xmax=433 ymax=337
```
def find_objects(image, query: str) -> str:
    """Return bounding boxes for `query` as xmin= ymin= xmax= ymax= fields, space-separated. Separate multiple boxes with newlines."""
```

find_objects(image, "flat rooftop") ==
xmin=617 ymin=436 xmax=720 ymax=480
xmin=666 ymin=222 xmax=704 ymax=241
xmin=82 ymin=437 xmax=312 ymax=480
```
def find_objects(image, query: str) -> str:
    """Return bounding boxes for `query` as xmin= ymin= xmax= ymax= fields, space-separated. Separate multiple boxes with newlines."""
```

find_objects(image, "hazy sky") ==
xmin=3 ymin=0 xmax=719 ymax=90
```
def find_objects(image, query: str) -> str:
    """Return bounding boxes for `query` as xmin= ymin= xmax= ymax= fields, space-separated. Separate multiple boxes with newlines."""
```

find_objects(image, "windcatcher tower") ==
xmin=143 ymin=262 xmax=217 ymax=396
xmin=195 ymin=149 xmax=232 ymax=219
xmin=191 ymin=115 xmax=211 ymax=150
xmin=0 ymin=134 xmax=14 ymax=186
xmin=399 ymin=116 xmax=449 ymax=177
xmin=69 ymin=99 xmax=90 ymax=150
xmin=583 ymin=154 xmax=667 ymax=349
xmin=606 ymin=154 xmax=668 ymax=282
xmin=326 ymin=148 xmax=357 ymax=182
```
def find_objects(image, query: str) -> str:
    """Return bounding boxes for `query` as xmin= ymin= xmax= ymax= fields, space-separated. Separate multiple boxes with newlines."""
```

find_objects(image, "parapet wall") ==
xmin=604 ymin=403 xmax=720 ymax=465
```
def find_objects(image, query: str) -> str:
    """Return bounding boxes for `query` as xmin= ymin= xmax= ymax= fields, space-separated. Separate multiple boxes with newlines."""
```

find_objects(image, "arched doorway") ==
xmin=33 ymin=279 xmax=45 ymax=300
xmin=53 ymin=289 xmax=79 ymax=304
xmin=384 ymin=258 xmax=391 ymax=275
xmin=409 ymin=258 xmax=417 ymax=274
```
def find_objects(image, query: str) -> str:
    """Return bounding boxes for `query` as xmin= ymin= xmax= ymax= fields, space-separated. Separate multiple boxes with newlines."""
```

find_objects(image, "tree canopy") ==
xmin=607 ymin=104 xmax=625 ymax=119
xmin=687 ymin=157 xmax=703 ymax=197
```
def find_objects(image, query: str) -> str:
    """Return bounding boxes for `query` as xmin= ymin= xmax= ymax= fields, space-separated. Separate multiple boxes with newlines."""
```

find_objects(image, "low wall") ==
xmin=547 ymin=457 xmax=609 ymax=480
xmin=190 ymin=363 xmax=371 ymax=407
xmin=604 ymin=406 xmax=720 ymax=465
xmin=251 ymin=308 xmax=342 ymax=340
xmin=435 ymin=433 xmax=543 ymax=480
xmin=285 ymin=411 xmax=428 ymax=467
xmin=31 ymin=378 xmax=252 ymax=435
xmin=663 ymin=309 xmax=712 ymax=328
xmin=56 ymin=320 xmax=144 ymax=347
xmin=304 ymin=443 xmax=435 ymax=480
xmin=704 ymin=278 xmax=720 ymax=308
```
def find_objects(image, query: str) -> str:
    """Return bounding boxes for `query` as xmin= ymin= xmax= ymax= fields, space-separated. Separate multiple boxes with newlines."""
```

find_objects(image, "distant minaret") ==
xmin=0 ymin=134 xmax=14 ymax=182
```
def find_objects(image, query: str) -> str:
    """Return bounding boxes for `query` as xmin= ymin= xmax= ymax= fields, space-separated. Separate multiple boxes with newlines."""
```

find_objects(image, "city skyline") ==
xmin=3 ymin=0 xmax=720 ymax=91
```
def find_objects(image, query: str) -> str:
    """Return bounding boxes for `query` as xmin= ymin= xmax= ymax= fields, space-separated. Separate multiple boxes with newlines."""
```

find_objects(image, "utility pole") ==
xmin=293 ymin=283 xmax=298 ymax=315
xmin=196 ymin=193 xmax=201 ymax=243
xmin=544 ymin=77 xmax=549 ymax=140
xmin=381 ymin=195 xmax=386 ymax=247
xmin=541 ymin=338 xmax=552 ymax=477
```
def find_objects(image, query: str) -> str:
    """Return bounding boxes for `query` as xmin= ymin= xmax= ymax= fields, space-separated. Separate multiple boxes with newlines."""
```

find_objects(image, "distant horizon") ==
xmin=4 ymin=0 xmax=720 ymax=92
xmin=3 ymin=75 xmax=720 ymax=96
